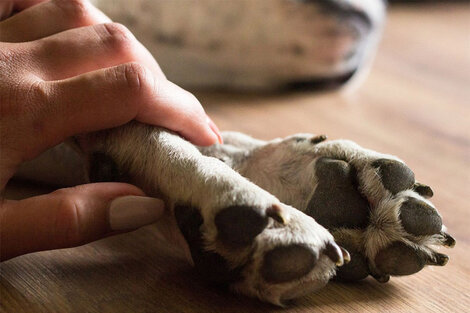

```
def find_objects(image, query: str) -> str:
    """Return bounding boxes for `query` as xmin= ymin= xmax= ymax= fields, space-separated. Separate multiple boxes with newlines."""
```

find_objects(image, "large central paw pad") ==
xmin=304 ymin=139 xmax=455 ymax=283
xmin=174 ymin=198 xmax=348 ymax=306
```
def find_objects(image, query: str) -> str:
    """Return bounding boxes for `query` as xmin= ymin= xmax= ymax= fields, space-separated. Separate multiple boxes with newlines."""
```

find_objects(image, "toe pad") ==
xmin=372 ymin=159 xmax=415 ymax=194
xmin=400 ymin=198 xmax=442 ymax=236
xmin=215 ymin=205 xmax=268 ymax=246
xmin=262 ymin=244 xmax=318 ymax=283
xmin=374 ymin=241 xmax=426 ymax=276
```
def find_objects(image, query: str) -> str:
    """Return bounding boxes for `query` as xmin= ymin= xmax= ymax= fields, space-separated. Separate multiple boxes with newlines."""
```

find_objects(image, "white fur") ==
xmin=91 ymin=0 xmax=386 ymax=90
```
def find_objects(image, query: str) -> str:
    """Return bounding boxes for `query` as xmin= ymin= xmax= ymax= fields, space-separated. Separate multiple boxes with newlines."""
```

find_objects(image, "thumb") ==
xmin=0 ymin=183 xmax=165 ymax=261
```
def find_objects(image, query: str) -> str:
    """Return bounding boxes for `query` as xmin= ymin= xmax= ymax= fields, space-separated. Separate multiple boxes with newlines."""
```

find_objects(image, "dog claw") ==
xmin=413 ymin=182 xmax=434 ymax=198
xmin=324 ymin=242 xmax=346 ymax=266
xmin=428 ymin=253 xmax=449 ymax=266
xmin=340 ymin=247 xmax=351 ymax=264
xmin=441 ymin=231 xmax=456 ymax=248
xmin=266 ymin=204 xmax=288 ymax=224
xmin=311 ymin=134 xmax=327 ymax=144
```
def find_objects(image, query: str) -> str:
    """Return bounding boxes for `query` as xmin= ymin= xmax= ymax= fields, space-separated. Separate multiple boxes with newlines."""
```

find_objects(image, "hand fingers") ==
xmin=0 ymin=1 xmax=14 ymax=20
xmin=30 ymin=22 xmax=165 ymax=80
xmin=0 ymin=0 xmax=44 ymax=21
xmin=31 ymin=63 xmax=218 ymax=152
xmin=0 ymin=0 xmax=110 ymax=42
xmin=136 ymin=79 xmax=223 ymax=146
xmin=12 ymin=0 xmax=46 ymax=10
xmin=0 ymin=183 xmax=165 ymax=261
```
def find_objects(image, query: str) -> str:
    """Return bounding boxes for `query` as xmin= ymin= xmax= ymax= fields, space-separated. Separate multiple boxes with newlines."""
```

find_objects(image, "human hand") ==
xmin=0 ymin=0 xmax=221 ymax=261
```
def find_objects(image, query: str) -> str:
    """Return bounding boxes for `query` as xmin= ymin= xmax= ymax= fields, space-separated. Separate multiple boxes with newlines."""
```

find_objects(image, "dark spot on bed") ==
xmin=306 ymin=157 xmax=369 ymax=229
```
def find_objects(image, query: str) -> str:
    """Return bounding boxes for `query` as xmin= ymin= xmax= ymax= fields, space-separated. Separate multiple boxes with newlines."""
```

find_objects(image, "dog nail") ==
xmin=324 ymin=242 xmax=345 ymax=267
xmin=441 ymin=231 xmax=456 ymax=248
xmin=109 ymin=196 xmax=165 ymax=231
xmin=341 ymin=247 xmax=351 ymax=264
xmin=266 ymin=204 xmax=288 ymax=224
xmin=311 ymin=134 xmax=327 ymax=144
xmin=427 ymin=253 xmax=449 ymax=266
xmin=413 ymin=182 xmax=434 ymax=198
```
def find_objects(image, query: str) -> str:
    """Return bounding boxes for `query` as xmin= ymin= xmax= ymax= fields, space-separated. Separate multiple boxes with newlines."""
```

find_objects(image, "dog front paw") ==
xmin=317 ymin=148 xmax=455 ymax=282
xmin=174 ymin=189 xmax=348 ymax=306
xmin=215 ymin=134 xmax=455 ymax=284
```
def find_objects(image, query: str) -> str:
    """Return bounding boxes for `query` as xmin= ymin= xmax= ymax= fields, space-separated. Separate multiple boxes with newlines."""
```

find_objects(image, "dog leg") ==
xmin=84 ymin=122 xmax=347 ymax=306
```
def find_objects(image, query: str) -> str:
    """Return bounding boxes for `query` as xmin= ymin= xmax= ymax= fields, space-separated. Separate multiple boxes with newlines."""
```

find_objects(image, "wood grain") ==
xmin=2 ymin=4 xmax=469 ymax=313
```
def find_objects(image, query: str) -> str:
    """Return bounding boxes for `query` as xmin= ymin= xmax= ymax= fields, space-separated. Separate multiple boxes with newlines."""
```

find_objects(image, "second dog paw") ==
xmin=214 ymin=133 xmax=455 ymax=284
xmin=173 ymin=187 xmax=348 ymax=306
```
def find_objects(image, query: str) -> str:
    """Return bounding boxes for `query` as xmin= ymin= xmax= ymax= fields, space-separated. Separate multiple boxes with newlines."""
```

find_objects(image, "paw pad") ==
xmin=175 ymin=205 xmax=242 ymax=284
xmin=374 ymin=241 xmax=427 ymax=276
xmin=307 ymin=157 xmax=369 ymax=229
xmin=399 ymin=197 xmax=442 ymax=236
xmin=372 ymin=159 xmax=415 ymax=194
xmin=261 ymin=244 xmax=318 ymax=283
xmin=215 ymin=205 xmax=269 ymax=246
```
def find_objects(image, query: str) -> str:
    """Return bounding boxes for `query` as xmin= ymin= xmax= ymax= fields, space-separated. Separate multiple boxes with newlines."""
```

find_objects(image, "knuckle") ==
xmin=0 ymin=45 xmax=16 ymax=63
xmin=17 ymin=80 xmax=46 ymax=120
xmin=53 ymin=192 xmax=82 ymax=247
xmin=4 ymin=80 xmax=49 ymax=117
xmin=186 ymin=91 xmax=199 ymax=105
xmin=21 ymin=81 xmax=50 ymax=121
xmin=118 ymin=62 xmax=154 ymax=93
xmin=17 ymin=81 xmax=54 ymax=158
xmin=27 ymin=81 xmax=50 ymax=106
xmin=100 ymin=22 xmax=136 ymax=57
xmin=52 ymin=0 xmax=92 ymax=26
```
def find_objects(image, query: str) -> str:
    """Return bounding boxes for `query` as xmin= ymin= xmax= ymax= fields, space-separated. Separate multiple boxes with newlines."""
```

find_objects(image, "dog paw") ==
xmin=222 ymin=134 xmax=455 ymax=283
xmin=173 ymin=185 xmax=349 ymax=306
xmin=310 ymin=139 xmax=455 ymax=282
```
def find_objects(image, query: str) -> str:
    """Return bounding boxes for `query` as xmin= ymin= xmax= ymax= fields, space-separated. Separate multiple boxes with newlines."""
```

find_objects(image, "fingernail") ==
xmin=109 ymin=196 xmax=165 ymax=231
xmin=206 ymin=116 xmax=223 ymax=144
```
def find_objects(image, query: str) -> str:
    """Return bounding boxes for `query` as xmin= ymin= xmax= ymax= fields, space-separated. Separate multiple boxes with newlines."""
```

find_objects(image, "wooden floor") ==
xmin=2 ymin=4 xmax=469 ymax=313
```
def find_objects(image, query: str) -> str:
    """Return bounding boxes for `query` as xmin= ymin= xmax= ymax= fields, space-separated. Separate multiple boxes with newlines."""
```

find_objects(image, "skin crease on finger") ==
xmin=0 ymin=0 xmax=221 ymax=260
